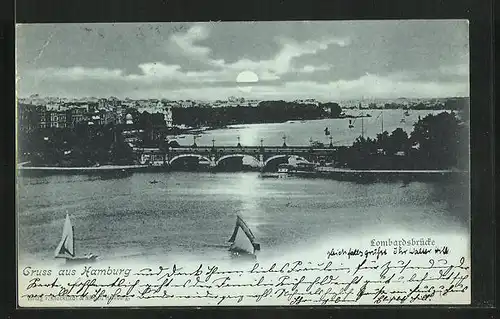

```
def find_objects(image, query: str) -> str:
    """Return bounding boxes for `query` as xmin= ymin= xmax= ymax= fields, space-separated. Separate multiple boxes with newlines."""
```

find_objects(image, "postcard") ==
xmin=16 ymin=20 xmax=470 ymax=307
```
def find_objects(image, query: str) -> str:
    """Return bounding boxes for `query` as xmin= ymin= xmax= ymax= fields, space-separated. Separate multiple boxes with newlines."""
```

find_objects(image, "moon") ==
xmin=236 ymin=71 xmax=258 ymax=93
xmin=236 ymin=70 xmax=259 ymax=83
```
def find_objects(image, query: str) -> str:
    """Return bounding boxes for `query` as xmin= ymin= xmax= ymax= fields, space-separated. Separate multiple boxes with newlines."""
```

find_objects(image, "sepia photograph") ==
xmin=15 ymin=20 xmax=471 ymax=306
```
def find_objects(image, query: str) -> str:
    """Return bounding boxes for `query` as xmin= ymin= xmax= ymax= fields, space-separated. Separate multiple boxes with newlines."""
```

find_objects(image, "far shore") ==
xmin=17 ymin=164 xmax=149 ymax=171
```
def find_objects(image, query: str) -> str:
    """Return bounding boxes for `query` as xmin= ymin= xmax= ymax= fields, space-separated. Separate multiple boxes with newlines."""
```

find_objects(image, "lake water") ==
xmin=17 ymin=109 xmax=469 ymax=267
xmin=171 ymin=109 xmax=453 ymax=147
xmin=17 ymin=171 xmax=469 ymax=266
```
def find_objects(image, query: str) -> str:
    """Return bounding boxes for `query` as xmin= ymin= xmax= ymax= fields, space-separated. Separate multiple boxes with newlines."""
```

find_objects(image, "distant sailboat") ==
xmin=400 ymin=108 xmax=408 ymax=123
xmin=55 ymin=214 xmax=97 ymax=263
xmin=228 ymin=215 xmax=260 ymax=257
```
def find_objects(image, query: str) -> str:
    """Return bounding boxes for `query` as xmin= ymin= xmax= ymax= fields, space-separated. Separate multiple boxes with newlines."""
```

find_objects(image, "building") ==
xmin=245 ymin=99 xmax=260 ymax=107
xmin=228 ymin=96 xmax=245 ymax=103
xmin=294 ymin=99 xmax=319 ymax=106
xmin=18 ymin=103 xmax=40 ymax=132
xmin=57 ymin=112 xmax=67 ymax=128
xmin=98 ymin=98 xmax=107 ymax=111
xmin=113 ymin=104 xmax=124 ymax=124
xmin=99 ymin=109 xmax=114 ymax=125
xmin=164 ymin=105 xmax=173 ymax=128
xmin=152 ymin=101 xmax=173 ymax=128
xmin=49 ymin=111 xmax=68 ymax=128
xmin=69 ymin=107 xmax=87 ymax=127
xmin=125 ymin=113 xmax=134 ymax=125
xmin=38 ymin=108 xmax=49 ymax=128
xmin=46 ymin=103 xmax=61 ymax=111
xmin=98 ymin=97 xmax=120 ymax=111
xmin=180 ymin=101 xmax=194 ymax=108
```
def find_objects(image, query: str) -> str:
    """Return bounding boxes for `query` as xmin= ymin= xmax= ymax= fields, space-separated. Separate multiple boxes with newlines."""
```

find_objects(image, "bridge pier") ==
xmin=210 ymin=155 xmax=217 ymax=168
xmin=258 ymin=154 xmax=264 ymax=168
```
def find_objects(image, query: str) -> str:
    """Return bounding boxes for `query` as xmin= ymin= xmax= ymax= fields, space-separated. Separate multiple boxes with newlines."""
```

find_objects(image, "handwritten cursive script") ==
xmin=18 ymin=243 xmax=470 ymax=307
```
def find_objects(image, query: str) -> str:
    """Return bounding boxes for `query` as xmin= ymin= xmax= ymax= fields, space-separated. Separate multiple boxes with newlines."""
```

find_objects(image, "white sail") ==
xmin=228 ymin=215 xmax=260 ymax=254
xmin=54 ymin=214 xmax=75 ymax=258
xmin=231 ymin=226 xmax=256 ymax=254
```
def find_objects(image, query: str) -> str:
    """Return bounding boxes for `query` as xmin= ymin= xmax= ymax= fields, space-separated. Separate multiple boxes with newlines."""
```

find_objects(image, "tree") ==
xmin=410 ymin=112 xmax=465 ymax=169
xmin=109 ymin=130 xmax=135 ymax=165
xmin=387 ymin=128 xmax=410 ymax=156
xmin=109 ymin=141 xmax=134 ymax=165
xmin=375 ymin=131 xmax=390 ymax=154
xmin=320 ymin=102 xmax=342 ymax=118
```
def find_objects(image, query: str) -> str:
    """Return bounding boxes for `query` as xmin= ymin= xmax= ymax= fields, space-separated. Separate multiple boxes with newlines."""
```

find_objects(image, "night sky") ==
xmin=16 ymin=20 xmax=469 ymax=100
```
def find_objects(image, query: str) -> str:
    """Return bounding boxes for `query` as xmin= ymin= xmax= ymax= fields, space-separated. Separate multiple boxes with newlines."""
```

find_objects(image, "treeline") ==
xmin=172 ymin=101 xmax=342 ymax=127
xmin=336 ymin=112 xmax=468 ymax=170
xmin=20 ymin=123 xmax=135 ymax=167
xmin=373 ymin=97 xmax=469 ymax=112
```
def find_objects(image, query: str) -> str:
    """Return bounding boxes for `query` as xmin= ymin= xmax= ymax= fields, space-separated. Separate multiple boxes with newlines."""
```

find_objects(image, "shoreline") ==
xmin=17 ymin=164 xmax=468 ymax=180
xmin=17 ymin=164 xmax=149 ymax=171
xmin=17 ymin=165 xmax=150 ymax=177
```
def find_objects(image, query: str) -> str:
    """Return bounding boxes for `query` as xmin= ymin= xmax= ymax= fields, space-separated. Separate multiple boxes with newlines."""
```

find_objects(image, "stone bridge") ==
xmin=133 ymin=145 xmax=341 ymax=169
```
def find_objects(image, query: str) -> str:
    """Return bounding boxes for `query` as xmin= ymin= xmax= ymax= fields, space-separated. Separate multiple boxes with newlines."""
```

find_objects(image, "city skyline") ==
xmin=16 ymin=21 xmax=470 ymax=101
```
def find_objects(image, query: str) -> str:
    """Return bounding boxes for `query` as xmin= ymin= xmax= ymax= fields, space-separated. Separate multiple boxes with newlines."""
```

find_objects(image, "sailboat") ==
xmin=228 ymin=214 xmax=261 ymax=257
xmin=348 ymin=119 xmax=354 ymax=129
xmin=54 ymin=214 xmax=98 ymax=263
xmin=400 ymin=108 xmax=408 ymax=123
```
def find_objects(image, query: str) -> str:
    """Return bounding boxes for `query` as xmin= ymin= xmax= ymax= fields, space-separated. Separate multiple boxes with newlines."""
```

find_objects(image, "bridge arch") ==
xmin=263 ymin=154 xmax=311 ymax=171
xmin=169 ymin=154 xmax=211 ymax=165
xmin=215 ymin=154 xmax=259 ymax=166
xmin=263 ymin=155 xmax=289 ymax=166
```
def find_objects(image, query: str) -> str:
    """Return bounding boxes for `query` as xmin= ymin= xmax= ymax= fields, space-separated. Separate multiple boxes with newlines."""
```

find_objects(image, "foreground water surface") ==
xmin=17 ymin=171 xmax=470 ymax=266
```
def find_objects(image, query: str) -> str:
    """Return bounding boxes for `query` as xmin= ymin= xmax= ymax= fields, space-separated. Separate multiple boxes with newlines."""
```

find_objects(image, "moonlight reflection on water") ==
xmin=17 ymin=170 xmax=469 ymax=264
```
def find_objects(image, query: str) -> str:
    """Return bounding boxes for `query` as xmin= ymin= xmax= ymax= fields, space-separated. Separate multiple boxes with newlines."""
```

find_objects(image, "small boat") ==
xmin=55 ymin=214 xmax=97 ymax=264
xmin=260 ymin=173 xmax=280 ymax=178
xmin=348 ymin=119 xmax=354 ymax=129
xmin=228 ymin=214 xmax=260 ymax=257
xmin=288 ymin=162 xmax=317 ymax=177
xmin=149 ymin=180 xmax=159 ymax=184
xmin=404 ymin=110 xmax=410 ymax=116
xmin=278 ymin=164 xmax=290 ymax=174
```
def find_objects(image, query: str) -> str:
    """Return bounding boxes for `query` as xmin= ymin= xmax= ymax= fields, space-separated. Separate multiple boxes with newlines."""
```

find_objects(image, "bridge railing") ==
xmin=134 ymin=146 xmax=341 ymax=153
